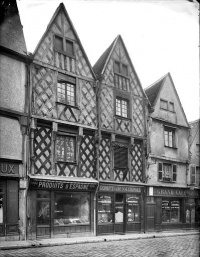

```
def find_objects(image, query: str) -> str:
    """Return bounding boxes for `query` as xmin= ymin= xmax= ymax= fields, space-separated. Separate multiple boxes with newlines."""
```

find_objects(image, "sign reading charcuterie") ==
xmin=0 ymin=162 xmax=19 ymax=176
xmin=29 ymin=179 xmax=98 ymax=191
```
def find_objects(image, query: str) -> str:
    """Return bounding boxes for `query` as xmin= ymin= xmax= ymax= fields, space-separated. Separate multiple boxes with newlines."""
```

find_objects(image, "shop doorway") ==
xmin=0 ymin=194 xmax=4 ymax=236
xmin=115 ymin=193 xmax=125 ymax=234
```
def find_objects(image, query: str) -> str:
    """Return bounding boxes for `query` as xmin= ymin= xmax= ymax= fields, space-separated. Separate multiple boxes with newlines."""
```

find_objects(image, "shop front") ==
xmin=0 ymin=161 xmax=20 ymax=240
xmin=146 ymin=186 xmax=200 ymax=232
xmin=27 ymin=175 xmax=98 ymax=239
xmin=97 ymin=183 xmax=144 ymax=235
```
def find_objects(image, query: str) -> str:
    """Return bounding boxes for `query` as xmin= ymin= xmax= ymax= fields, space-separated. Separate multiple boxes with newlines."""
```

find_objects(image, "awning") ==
xmin=28 ymin=175 xmax=99 ymax=192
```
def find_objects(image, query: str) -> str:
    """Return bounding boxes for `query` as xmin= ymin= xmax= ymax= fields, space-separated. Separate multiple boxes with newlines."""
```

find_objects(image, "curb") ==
xmin=0 ymin=232 xmax=199 ymax=250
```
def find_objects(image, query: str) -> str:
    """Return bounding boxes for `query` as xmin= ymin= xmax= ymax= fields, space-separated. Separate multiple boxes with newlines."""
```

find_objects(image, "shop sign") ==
xmin=186 ymin=189 xmax=200 ymax=198
xmin=153 ymin=187 xmax=186 ymax=197
xmin=99 ymin=184 xmax=141 ymax=193
xmin=0 ymin=162 xmax=19 ymax=176
xmin=29 ymin=179 xmax=98 ymax=191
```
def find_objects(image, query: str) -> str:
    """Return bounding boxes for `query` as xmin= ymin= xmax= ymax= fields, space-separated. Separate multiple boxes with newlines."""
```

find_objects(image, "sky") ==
xmin=17 ymin=0 xmax=199 ymax=122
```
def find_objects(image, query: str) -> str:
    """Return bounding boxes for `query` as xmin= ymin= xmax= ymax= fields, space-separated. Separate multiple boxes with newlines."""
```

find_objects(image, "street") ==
xmin=0 ymin=235 xmax=199 ymax=257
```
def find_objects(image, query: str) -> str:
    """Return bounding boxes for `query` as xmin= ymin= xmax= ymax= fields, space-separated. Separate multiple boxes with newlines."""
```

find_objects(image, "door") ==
xmin=0 ymin=194 xmax=4 ymax=236
xmin=115 ymin=193 xmax=125 ymax=234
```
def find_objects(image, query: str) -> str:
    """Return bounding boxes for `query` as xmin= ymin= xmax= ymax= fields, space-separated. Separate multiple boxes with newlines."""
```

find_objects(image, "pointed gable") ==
xmin=0 ymin=1 xmax=27 ymax=56
xmin=34 ymin=3 xmax=95 ymax=79
xmin=146 ymin=73 xmax=189 ymax=127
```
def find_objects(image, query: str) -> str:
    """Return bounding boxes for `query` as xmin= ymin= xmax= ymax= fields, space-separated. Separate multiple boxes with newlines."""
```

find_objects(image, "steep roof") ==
xmin=144 ymin=74 xmax=167 ymax=106
xmin=33 ymin=3 xmax=96 ymax=80
xmin=0 ymin=1 xmax=27 ymax=56
xmin=93 ymin=37 xmax=116 ymax=77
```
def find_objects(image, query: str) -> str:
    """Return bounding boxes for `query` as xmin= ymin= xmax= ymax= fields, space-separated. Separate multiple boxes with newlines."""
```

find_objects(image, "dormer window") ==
xmin=54 ymin=35 xmax=74 ymax=57
xmin=114 ymin=61 xmax=130 ymax=91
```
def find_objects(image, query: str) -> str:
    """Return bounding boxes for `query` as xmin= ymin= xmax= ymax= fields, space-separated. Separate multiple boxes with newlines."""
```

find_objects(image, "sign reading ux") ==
xmin=0 ymin=162 xmax=19 ymax=176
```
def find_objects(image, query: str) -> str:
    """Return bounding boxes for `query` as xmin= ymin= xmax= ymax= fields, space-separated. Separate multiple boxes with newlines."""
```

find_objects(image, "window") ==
xmin=158 ymin=163 xmax=177 ymax=182
xmin=116 ymin=98 xmax=128 ymax=118
xmin=54 ymin=35 xmax=74 ymax=57
xmin=196 ymin=144 xmax=200 ymax=154
xmin=164 ymin=126 xmax=175 ymax=147
xmin=57 ymin=74 xmax=76 ymax=106
xmin=189 ymin=165 xmax=200 ymax=186
xmin=114 ymin=61 xmax=128 ymax=77
xmin=54 ymin=193 xmax=90 ymax=225
xmin=56 ymin=135 xmax=76 ymax=163
xmin=98 ymin=194 xmax=113 ymax=223
xmin=162 ymin=199 xmax=181 ymax=223
xmin=114 ymin=144 xmax=128 ymax=169
xmin=185 ymin=199 xmax=195 ymax=223
xmin=127 ymin=194 xmax=140 ymax=222
xmin=160 ymin=99 xmax=175 ymax=112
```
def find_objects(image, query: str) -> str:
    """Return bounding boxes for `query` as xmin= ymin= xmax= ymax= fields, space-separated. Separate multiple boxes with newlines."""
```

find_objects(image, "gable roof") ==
xmin=33 ymin=3 xmax=96 ymax=80
xmin=144 ymin=74 xmax=167 ymax=106
xmin=93 ymin=35 xmax=149 ymax=102
xmin=0 ymin=1 xmax=27 ymax=56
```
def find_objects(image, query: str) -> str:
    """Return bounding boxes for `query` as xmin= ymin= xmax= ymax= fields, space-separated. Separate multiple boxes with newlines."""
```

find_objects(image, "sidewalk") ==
xmin=0 ymin=230 xmax=199 ymax=250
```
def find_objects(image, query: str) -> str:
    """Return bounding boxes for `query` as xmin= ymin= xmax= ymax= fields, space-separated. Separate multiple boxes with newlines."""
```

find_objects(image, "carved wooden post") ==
xmin=30 ymin=118 xmax=36 ymax=175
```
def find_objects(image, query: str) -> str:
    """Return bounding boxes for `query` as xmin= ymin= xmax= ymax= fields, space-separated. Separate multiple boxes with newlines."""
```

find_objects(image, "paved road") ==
xmin=0 ymin=235 xmax=199 ymax=257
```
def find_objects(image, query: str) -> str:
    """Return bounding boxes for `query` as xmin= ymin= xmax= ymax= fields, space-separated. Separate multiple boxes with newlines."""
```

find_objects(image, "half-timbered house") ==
xmin=0 ymin=1 xmax=31 ymax=241
xmin=93 ymin=35 xmax=149 ymax=235
xmin=144 ymin=73 xmax=199 ymax=232
xmin=27 ymin=3 xmax=98 ymax=239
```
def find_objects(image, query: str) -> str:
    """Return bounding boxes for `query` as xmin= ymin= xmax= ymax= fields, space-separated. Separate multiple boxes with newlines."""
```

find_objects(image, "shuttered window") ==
xmin=158 ymin=162 xmax=177 ymax=182
xmin=190 ymin=166 xmax=196 ymax=185
xmin=54 ymin=35 xmax=74 ymax=57
xmin=114 ymin=145 xmax=128 ymax=169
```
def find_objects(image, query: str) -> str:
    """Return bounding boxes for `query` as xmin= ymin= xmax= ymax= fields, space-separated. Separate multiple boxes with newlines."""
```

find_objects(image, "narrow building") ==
xmin=93 ymin=35 xmax=149 ymax=235
xmin=145 ymin=73 xmax=199 ymax=231
xmin=0 ymin=1 xmax=31 ymax=240
xmin=27 ymin=3 xmax=98 ymax=239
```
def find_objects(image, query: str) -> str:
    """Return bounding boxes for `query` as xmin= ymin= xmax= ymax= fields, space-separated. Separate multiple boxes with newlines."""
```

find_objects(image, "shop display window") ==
xmin=185 ymin=199 xmax=195 ymax=223
xmin=162 ymin=199 xmax=181 ymax=223
xmin=54 ymin=193 xmax=90 ymax=225
xmin=37 ymin=201 xmax=50 ymax=225
xmin=127 ymin=194 xmax=140 ymax=222
xmin=98 ymin=195 xmax=113 ymax=223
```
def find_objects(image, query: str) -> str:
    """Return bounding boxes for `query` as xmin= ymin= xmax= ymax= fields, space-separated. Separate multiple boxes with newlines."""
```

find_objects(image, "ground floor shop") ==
xmin=146 ymin=186 xmax=200 ymax=232
xmin=27 ymin=175 xmax=98 ymax=239
xmin=97 ymin=183 xmax=144 ymax=235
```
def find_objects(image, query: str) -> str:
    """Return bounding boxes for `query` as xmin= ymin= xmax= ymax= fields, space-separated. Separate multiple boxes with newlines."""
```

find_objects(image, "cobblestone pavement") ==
xmin=0 ymin=235 xmax=199 ymax=257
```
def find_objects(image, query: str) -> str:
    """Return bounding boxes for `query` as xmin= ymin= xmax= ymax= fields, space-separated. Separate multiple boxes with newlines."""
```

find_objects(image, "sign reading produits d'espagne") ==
xmin=29 ymin=179 xmax=98 ymax=191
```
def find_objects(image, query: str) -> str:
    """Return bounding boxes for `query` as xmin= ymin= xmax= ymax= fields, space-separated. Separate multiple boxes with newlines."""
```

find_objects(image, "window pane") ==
xmin=98 ymin=195 xmax=113 ymax=223
xmin=116 ymin=99 xmax=121 ymax=116
xmin=114 ymin=61 xmax=120 ymax=73
xmin=55 ymin=35 xmax=63 ymax=51
xmin=122 ymin=64 xmax=128 ymax=76
xmin=163 ymin=164 xmax=172 ymax=180
xmin=127 ymin=195 xmax=139 ymax=222
xmin=114 ymin=145 xmax=128 ymax=168
xmin=121 ymin=100 xmax=128 ymax=117
xmin=37 ymin=201 xmax=50 ymax=225
xmin=66 ymin=83 xmax=75 ymax=106
xmin=56 ymin=136 xmax=65 ymax=161
xmin=65 ymin=40 xmax=73 ymax=56
xmin=169 ymin=102 xmax=174 ymax=112
xmin=171 ymin=201 xmax=180 ymax=222
xmin=57 ymin=83 xmax=66 ymax=103
xmin=65 ymin=136 xmax=75 ymax=162
xmin=160 ymin=99 xmax=168 ymax=110
xmin=164 ymin=127 xmax=175 ymax=147
xmin=54 ymin=193 xmax=90 ymax=225
xmin=164 ymin=131 xmax=168 ymax=146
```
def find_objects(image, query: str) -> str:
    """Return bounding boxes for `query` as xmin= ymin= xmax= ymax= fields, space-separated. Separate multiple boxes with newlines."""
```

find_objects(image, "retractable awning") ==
xmin=28 ymin=175 xmax=99 ymax=192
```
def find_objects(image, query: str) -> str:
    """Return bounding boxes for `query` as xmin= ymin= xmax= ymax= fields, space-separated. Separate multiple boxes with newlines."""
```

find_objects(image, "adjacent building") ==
xmin=144 ymin=73 xmax=199 ymax=232
xmin=93 ymin=35 xmax=149 ymax=235
xmin=0 ymin=2 xmax=31 ymax=240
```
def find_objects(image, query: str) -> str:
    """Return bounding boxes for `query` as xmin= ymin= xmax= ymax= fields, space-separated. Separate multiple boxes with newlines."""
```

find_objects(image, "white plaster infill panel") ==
xmin=0 ymin=116 xmax=22 ymax=160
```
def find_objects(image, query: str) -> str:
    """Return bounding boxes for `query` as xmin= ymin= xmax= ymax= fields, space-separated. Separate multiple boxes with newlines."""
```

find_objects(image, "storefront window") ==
xmin=98 ymin=194 xmax=113 ymax=223
xmin=162 ymin=199 xmax=181 ymax=223
xmin=186 ymin=199 xmax=195 ymax=223
xmin=127 ymin=194 xmax=140 ymax=222
xmin=54 ymin=193 xmax=90 ymax=225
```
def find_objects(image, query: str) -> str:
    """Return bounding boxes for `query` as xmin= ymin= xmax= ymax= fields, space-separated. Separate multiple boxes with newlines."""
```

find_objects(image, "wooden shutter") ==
xmin=158 ymin=162 xmax=163 ymax=181
xmin=65 ymin=39 xmax=74 ymax=56
xmin=55 ymin=35 xmax=63 ymax=51
xmin=190 ymin=166 xmax=196 ymax=185
xmin=172 ymin=165 xmax=177 ymax=182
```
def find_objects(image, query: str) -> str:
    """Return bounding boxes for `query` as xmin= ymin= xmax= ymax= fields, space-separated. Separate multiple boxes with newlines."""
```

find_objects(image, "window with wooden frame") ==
xmin=114 ymin=61 xmax=128 ymax=77
xmin=54 ymin=35 xmax=74 ymax=57
xmin=56 ymin=134 xmax=76 ymax=163
xmin=57 ymin=74 xmax=76 ymax=106
xmin=160 ymin=99 xmax=175 ymax=112
xmin=164 ymin=126 xmax=176 ymax=148
xmin=114 ymin=141 xmax=128 ymax=169
xmin=114 ymin=61 xmax=129 ymax=91
xmin=158 ymin=163 xmax=177 ymax=182
xmin=189 ymin=165 xmax=200 ymax=186
xmin=116 ymin=97 xmax=129 ymax=118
